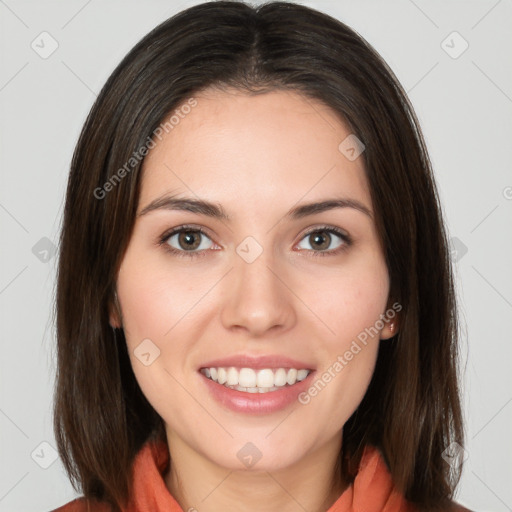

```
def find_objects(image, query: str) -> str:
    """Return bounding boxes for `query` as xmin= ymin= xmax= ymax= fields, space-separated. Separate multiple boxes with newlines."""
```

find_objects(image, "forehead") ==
xmin=139 ymin=88 xmax=371 ymax=217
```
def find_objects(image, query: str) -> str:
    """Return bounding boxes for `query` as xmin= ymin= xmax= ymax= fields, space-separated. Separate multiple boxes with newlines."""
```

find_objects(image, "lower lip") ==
xmin=199 ymin=370 xmax=316 ymax=414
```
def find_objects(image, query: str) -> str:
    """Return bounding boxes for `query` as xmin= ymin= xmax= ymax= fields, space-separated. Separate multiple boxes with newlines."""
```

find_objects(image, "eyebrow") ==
xmin=138 ymin=195 xmax=372 ymax=220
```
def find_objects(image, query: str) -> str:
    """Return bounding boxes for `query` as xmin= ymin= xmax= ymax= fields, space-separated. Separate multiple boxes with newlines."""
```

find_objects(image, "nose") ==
xmin=220 ymin=246 xmax=296 ymax=337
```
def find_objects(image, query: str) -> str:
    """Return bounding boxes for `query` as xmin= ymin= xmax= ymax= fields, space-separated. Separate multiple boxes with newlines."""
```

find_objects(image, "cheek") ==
xmin=301 ymin=292 xmax=384 ymax=436
xmin=297 ymin=255 xmax=388 ymax=417
xmin=116 ymin=255 xmax=198 ymax=418
xmin=116 ymin=254 xmax=196 ymax=343
xmin=306 ymin=256 xmax=390 ymax=346
xmin=115 ymin=251 xmax=210 ymax=395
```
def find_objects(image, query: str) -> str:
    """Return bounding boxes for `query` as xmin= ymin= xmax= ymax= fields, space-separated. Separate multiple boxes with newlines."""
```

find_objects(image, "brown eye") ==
xmin=164 ymin=228 xmax=214 ymax=253
xmin=177 ymin=231 xmax=202 ymax=250
xmin=308 ymin=231 xmax=331 ymax=251
xmin=296 ymin=227 xmax=350 ymax=255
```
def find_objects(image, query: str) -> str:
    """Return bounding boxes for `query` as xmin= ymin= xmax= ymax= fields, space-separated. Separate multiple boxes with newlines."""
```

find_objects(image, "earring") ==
xmin=389 ymin=322 xmax=395 ymax=333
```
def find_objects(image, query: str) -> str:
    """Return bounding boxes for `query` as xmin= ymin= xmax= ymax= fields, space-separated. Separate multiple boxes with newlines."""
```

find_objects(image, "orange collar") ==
xmin=123 ymin=439 xmax=416 ymax=512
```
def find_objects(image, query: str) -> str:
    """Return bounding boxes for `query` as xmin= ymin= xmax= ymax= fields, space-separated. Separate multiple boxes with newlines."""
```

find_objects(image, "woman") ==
xmin=53 ymin=1 xmax=469 ymax=511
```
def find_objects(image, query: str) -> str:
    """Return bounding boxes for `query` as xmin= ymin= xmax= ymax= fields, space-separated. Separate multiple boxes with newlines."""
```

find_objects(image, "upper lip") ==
xmin=199 ymin=354 xmax=315 ymax=371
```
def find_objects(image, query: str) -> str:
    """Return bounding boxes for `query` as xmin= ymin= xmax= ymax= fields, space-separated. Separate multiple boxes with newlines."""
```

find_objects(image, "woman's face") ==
xmin=113 ymin=88 xmax=395 ymax=472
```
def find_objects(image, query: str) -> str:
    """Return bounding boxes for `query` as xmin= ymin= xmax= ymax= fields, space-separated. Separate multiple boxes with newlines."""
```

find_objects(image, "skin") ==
xmin=110 ymin=88 xmax=398 ymax=512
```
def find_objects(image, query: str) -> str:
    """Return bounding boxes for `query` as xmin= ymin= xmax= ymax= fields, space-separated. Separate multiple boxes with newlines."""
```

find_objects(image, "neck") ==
xmin=163 ymin=431 xmax=347 ymax=512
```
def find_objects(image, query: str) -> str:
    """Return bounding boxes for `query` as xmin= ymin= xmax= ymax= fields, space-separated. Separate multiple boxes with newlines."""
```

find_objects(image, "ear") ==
xmin=108 ymin=291 xmax=122 ymax=329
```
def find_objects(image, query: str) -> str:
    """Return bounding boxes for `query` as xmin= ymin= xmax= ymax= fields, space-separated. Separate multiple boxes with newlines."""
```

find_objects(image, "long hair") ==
xmin=54 ymin=2 xmax=464 ymax=510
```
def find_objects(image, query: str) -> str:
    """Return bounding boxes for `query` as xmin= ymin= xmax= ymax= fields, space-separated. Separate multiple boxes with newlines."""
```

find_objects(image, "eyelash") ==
xmin=158 ymin=224 xmax=352 ymax=259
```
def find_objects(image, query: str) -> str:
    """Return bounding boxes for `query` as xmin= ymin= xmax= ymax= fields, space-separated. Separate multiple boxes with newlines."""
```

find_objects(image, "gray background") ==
xmin=0 ymin=0 xmax=511 ymax=510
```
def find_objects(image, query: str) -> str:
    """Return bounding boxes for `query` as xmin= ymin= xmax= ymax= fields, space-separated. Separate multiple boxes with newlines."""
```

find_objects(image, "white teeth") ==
xmin=226 ymin=367 xmax=238 ymax=385
xmin=274 ymin=368 xmax=287 ymax=387
xmin=239 ymin=368 xmax=256 ymax=387
xmin=257 ymin=369 xmax=274 ymax=388
xmin=297 ymin=369 xmax=309 ymax=381
xmin=286 ymin=368 xmax=298 ymax=385
xmin=200 ymin=366 xmax=312 ymax=392
xmin=217 ymin=367 xmax=227 ymax=384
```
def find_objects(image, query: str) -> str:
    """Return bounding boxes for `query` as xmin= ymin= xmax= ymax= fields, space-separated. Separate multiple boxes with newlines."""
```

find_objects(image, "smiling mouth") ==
xmin=199 ymin=366 xmax=312 ymax=394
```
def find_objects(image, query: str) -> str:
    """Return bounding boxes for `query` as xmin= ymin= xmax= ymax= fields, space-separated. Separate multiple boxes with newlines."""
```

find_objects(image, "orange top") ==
xmin=52 ymin=439 xmax=420 ymax=512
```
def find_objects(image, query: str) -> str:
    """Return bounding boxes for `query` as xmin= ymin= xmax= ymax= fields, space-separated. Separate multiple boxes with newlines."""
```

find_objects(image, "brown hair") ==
xmin=54 ymin=1 xmax=464 ymax=510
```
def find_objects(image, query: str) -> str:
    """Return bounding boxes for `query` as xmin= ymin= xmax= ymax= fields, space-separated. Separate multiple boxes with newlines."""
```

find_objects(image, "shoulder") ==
xmin=51 ymin=497 xmax=113 ymax=512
